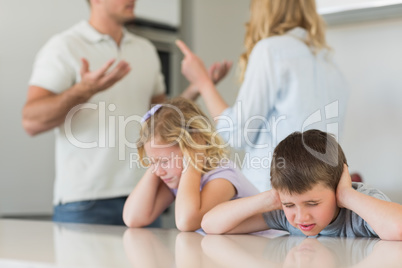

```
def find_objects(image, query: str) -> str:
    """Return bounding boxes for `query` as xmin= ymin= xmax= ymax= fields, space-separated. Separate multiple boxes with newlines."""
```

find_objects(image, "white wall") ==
xmin=0 ymin=0 xmax=89 ymax=215
xmin=327 ymin=18 xmax=402 ymax=203
xmin=317 ymin=0 xmax=402 ymax=11
xmin=190 ymin=0 xmax=250 ymax=107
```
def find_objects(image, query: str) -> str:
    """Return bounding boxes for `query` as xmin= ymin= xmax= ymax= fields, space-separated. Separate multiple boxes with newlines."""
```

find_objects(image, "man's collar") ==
xmin=77 ymin=20 xmax=134 ymax=44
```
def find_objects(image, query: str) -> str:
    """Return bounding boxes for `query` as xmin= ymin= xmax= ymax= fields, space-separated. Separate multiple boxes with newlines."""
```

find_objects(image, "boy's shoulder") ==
xmin=320 ymin=183 xmax=390 ymax=238
xmin=352 ymin=182 xmax=391 ymax=202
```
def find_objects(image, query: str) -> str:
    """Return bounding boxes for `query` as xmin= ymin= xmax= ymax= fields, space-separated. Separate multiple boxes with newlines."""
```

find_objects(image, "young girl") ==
xmin=123 ymin=98 xmax=259 ymax=231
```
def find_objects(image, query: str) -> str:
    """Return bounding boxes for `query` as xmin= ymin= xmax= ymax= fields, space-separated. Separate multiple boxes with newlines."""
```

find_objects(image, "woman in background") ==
xmin=176 ymin=0 xmax=349 ymax=192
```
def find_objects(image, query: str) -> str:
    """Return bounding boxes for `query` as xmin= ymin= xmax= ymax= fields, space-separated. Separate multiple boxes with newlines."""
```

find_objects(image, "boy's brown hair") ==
xmin=270 ymin=129 xmax=347 ymax=194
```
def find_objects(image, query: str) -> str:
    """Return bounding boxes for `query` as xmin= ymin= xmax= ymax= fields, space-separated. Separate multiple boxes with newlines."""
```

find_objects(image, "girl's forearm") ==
xmin=123 ymin=170 xmax=162 ymax=227
xmin=175 ymin=167 xmax=203 ymax=231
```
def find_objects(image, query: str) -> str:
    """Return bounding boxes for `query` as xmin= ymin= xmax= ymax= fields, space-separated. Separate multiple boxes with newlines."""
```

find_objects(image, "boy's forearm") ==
xmin=201 ymin=190 xmax=277 ymax=234
xmin=341 ymin=189 xmax=402 ymax=240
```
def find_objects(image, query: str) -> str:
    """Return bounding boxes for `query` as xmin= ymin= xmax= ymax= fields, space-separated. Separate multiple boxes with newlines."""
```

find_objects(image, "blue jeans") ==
xmin=53 ymin=196 xmax=161 ymax=227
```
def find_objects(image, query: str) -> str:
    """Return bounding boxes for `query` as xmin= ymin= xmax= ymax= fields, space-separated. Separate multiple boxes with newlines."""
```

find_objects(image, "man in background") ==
xmin=22 ymin=0 xmax=230 ymax=225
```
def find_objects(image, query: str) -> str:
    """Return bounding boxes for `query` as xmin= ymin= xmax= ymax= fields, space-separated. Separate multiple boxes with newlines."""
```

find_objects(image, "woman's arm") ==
xmin=176 ymin=40 xmax=228 ymax=119
xmin=337 ymin=164 xmax=402 ymax=240
xmin=176 ymin=40 xmax=276 ymax=130
xmin=180 ymin=60 xmax=232 ymax=102
xmin=174 ymin=164 xmax=236 ymax=231
xmin=123 ymin=168 xmax=175 ymax=227
xmin=201 ymin=190 xmax=282 ymax=234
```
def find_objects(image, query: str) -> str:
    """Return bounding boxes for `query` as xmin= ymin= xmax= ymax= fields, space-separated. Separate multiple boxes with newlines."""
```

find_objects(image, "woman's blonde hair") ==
xmin=239 ymin=0 xmax=329 ymax=82
xmin=137 ymin=97 xmax=229 ymax=173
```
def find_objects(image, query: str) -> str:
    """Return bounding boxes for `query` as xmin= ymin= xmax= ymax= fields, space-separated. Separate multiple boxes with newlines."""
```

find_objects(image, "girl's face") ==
xmin=144 ymin=140 xmax=184 ymax=189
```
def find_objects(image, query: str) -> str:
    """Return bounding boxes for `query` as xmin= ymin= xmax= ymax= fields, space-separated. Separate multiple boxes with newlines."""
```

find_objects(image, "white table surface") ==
xmin=1 ymin=219 xmax=402 ymax=268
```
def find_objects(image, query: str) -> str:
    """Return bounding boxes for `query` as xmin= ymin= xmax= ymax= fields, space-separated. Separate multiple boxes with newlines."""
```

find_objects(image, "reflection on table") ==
xmin=1 ymin=219 xmax=402 ymax=267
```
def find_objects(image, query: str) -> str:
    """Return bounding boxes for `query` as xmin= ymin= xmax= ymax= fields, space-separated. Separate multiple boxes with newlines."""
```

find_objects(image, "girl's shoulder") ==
xmin=201 ymin=162 xmax=259 ymax=198
xmin=203 ymin=161 xmax=237 ymax=178
xmin=200 ymin=161 xmax=239 ymax=186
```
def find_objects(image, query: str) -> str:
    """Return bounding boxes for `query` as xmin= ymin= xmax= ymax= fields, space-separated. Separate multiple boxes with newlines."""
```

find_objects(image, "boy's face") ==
xmin=279 ymin=183 xmax=340 ymax=236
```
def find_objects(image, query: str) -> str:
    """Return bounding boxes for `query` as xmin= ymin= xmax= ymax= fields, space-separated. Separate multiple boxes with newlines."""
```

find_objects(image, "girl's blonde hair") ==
xmin=239 ymin=0 xmax=329 ymax=82
xmin=137 ymin=98 xmax=228 ymax=173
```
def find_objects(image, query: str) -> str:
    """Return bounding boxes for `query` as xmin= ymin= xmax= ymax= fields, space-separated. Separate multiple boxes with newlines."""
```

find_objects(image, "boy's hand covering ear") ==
xmin=263 ymin=189 xmax=283 ymax=211
xmin=272 ymin=189 xmax=283 ymax=211
xmin=336 ymin=164 xmax=353 ymax=208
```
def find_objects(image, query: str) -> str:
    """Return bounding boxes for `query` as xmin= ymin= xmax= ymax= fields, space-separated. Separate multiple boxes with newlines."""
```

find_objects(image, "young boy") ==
xmin=201 ymin=130 xmax=402 ymax=240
